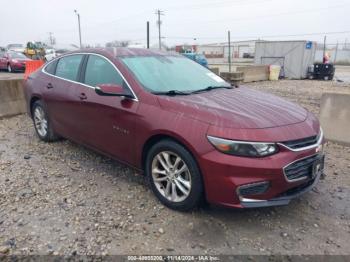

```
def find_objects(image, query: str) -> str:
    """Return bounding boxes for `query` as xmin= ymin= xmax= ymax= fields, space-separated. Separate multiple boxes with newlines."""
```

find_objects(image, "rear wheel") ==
xmin=32 ymin=100 xmax=59 ymax=142
xmin=145 ymin=139 xmax=204 ymax=211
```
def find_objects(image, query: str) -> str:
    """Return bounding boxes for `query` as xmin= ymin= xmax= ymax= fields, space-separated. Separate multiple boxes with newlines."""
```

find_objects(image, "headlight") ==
xmin=207 ymin=136 xmax=278 ymax=157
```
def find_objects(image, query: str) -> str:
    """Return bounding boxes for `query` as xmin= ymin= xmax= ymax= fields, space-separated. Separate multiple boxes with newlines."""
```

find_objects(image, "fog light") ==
xmin=237 ymin=181 xmax=270 ymax=197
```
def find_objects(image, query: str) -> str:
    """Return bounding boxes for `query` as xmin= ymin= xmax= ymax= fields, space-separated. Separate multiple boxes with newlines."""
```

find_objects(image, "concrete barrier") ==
xmin=210 ymin=67 xmax=220 ymax=75
xmin=320 ymin=93 xmax=350 ymax=146
xmin=0 ymin=79 xmax=26 ymax=119
xmin=236 ymin=65 xmax=269 ymax=83
xmin=220 ymin=72 xmax=244 ymax=87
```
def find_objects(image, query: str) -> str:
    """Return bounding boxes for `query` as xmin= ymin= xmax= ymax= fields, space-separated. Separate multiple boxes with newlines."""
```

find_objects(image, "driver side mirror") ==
xmin=95 ymin=84 xmax=134 ymax=99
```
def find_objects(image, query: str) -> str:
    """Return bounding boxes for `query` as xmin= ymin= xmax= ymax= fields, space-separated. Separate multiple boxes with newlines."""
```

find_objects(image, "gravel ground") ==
xmin=0 ymin=79 xmax=349 ymax=256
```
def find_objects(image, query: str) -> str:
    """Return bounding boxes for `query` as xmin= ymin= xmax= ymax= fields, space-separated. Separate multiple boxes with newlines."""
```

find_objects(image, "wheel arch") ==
xmin=141 ymin=132 xmax=200 ymax=172
xmin=29 ymin=96 xmax=42 ymax=117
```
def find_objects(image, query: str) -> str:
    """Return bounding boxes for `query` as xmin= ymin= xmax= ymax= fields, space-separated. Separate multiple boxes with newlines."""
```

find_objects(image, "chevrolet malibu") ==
xmin=0 ymin=51 xmax=32 ymax=72
xmin=24 ymin=48 xmax=325 ymax=211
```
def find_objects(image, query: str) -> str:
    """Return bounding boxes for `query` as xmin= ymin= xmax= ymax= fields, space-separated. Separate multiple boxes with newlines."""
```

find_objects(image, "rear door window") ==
xmin=84 ymin=55 xmax=123 ymax=87
xmin=55 ymin=54 xmax=84 ymax=81
xmin=44 ymin=60 xmax=58 ymax=75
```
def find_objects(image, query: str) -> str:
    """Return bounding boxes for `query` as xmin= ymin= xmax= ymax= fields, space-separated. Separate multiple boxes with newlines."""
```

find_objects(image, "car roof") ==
xmin=67 ymin=47 xmax=180 ymax=58
xmin=7 ymin=44 xmax=24 ymax=47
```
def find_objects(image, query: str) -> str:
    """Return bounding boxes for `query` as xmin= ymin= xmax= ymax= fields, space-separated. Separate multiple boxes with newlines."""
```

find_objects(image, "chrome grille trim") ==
xmin=278 ymin=128 xmax=323 ymax=152
xmin=283 ymin=153 xmax=320 ymax=182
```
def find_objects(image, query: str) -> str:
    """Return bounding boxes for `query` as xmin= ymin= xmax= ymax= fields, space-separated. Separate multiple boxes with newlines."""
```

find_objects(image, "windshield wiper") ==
xmin=152 ymin=90 xmax=190 ymax=96
xmin=190 ymin=85 xmax=233 ymax=94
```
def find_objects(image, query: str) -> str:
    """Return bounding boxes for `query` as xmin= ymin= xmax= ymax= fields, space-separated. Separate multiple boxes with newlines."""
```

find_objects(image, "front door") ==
xmin=76 ymin=54 xmax=139 ymax=163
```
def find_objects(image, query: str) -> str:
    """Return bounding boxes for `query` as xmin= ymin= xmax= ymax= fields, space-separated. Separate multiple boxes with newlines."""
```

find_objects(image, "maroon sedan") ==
xmin=0 ymin=51 xmax=31 ymax=72
xmin=24 ymin=48 xmax=325 ymax=211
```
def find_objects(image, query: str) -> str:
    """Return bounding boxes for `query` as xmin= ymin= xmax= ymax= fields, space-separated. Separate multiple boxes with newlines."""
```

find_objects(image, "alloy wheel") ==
xmin=151 ymin=151 xmax=192 ymax=202
xmin=33 ymin=106 xmax=48 ymax=137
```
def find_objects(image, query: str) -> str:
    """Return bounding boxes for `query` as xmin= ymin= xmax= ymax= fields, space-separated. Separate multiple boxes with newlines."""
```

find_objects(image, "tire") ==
xmin=145 ymin=139 xmax=204 ymax=211
xmin=7 ymin=64 xmax=12 ymax=73
xmin=31 ymin=100 xmax=60 ymax=142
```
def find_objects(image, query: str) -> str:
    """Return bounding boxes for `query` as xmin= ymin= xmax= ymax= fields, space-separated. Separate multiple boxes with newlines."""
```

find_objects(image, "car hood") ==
xmin=157 ymin=87 xmax=308 ymax=129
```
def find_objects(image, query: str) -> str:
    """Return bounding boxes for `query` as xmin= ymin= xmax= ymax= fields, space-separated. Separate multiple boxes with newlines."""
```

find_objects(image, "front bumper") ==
xmin=239 ymin=165 xmax=323 ymax=208
xmin=199 ymin=145 xmax=324 ymax=208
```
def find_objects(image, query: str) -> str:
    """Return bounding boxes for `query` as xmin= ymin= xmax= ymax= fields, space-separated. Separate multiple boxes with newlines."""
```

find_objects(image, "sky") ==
xmin=1 ymin=0 xmax=350 ymax=48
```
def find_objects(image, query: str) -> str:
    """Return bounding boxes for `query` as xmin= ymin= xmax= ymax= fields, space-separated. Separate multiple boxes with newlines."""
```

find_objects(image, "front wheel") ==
xmin=145 ymin=139 xmax=204 ymax=211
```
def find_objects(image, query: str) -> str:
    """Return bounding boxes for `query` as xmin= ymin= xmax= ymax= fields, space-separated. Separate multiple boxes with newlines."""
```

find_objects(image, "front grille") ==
xmin=238 ymin=181 xmax=270 ymax=197
xmin=284 ymin=154 xmax=319 ymax=181
xmin=280 ymin=134 xmax=319 ymax=150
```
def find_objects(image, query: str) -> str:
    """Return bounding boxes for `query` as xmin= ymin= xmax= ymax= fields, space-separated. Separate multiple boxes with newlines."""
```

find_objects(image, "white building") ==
xmin=254 ymin=40 xmax=317 ymax=79
xmin=197 ymin=40 xmax=258 ymax=59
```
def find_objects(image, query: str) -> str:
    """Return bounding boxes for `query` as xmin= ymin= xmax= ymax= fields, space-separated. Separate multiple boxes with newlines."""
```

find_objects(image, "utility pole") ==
xmin=155 ymin=9 xmax=164 ymax=50
xmin=228 ymin=30 xmax=231 ymax=73
xmin=323 ymin=35 xmax=327 ymax=63
xmin=334 ymin=41 xmax=339 ymax=64
xmin=74 ymin=9 xmax=82 ymax=49
xmin=48 ymin=32 xmax=54 ymax=46
xmin=147 ymin=21 xmax=150 ymax=49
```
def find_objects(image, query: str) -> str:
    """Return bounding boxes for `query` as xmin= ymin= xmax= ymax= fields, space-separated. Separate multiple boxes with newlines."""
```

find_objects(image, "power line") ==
xmin=164 ymin=0 xmax=276 ymax=11
xmin=166 ymin=3 xmax=349 ymax=26
xmin=165 ymin=30 xmax=350 ymax=41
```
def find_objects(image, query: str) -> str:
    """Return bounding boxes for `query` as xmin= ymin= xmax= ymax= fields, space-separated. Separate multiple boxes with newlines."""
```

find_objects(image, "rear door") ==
xmin=41 ymin=54 xmax=86 ymax=141
xmin=76 ymin=54 xmax=139 ymax=163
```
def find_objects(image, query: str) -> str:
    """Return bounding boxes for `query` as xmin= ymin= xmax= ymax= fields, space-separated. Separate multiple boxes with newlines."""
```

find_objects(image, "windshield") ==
xmin=9 ymin=52 xmax=26 ymax=59
xmin=121 ymin=55 xmax=229 ymax=93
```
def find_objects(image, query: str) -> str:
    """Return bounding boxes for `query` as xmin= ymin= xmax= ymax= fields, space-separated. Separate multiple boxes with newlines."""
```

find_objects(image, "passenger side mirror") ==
xmin=95 ymin=84 xmax=133 ymax=99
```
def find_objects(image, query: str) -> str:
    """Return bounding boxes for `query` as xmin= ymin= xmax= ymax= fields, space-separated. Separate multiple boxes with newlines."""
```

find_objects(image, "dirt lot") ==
xmin=0 ymin=79 xmax=349 ymax=256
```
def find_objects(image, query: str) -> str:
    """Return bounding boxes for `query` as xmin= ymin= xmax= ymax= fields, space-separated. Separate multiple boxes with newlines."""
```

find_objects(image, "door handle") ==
xmin=46 ymin=83 xmax=53 ymax=89
xmin=79 ymin=93 xmax=87 ymax=100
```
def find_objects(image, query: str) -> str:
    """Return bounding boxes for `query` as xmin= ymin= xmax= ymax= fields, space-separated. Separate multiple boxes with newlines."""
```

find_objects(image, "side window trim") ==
xmin=41 ymin=53 xmax=138 ymax=101
xmin=79 ymin=54 xmax=89 ymax=84
xmin=77 ymin=55 xmax=88 ymax=83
